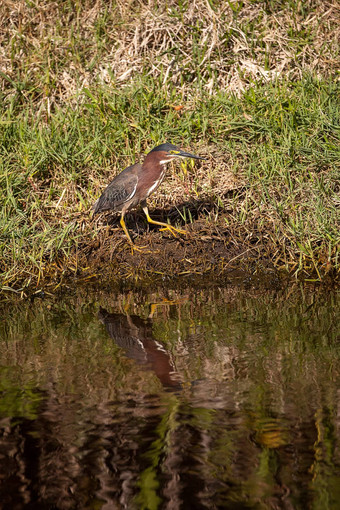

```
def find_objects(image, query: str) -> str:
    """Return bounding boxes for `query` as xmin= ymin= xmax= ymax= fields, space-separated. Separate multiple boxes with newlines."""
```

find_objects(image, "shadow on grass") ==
xmin=96 ymin=189 xmax=245 ymax=237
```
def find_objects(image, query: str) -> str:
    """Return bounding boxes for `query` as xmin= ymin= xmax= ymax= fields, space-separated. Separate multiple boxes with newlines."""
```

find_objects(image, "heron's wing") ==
xmin=93 ymin=163 xmax=141 ymax=214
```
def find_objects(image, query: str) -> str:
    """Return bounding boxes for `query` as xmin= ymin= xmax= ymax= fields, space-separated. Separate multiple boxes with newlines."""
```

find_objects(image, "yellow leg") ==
xmin=120 ymin=214 xmax=134 ymax=245
xmin=120 ymin=214 xmax=151 ymax=253
xmin=142 ymin=206 xmax=187 ymax=237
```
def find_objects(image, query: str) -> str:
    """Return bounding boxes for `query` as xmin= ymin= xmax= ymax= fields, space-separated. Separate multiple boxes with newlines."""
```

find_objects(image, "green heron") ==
xmin=93 ymin=142 xmax=204 ymax=245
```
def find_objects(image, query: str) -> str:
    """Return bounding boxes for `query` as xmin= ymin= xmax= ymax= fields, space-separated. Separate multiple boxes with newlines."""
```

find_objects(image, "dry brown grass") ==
xmin=1 ymin=0 xmax=339 ymax=109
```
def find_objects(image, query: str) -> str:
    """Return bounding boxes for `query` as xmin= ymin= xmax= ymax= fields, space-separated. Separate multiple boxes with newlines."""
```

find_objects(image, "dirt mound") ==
xmin=83 ymin=217 xmax=275 ymax=283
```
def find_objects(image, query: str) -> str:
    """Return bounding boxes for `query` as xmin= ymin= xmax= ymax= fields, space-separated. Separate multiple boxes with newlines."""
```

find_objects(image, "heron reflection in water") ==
xmin=98 ymin=307 xmax=180 ymax=389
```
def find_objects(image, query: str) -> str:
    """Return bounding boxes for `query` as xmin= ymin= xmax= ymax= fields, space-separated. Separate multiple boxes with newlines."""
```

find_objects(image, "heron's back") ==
xmin=93 ymin=163 xmax=141 ymax=214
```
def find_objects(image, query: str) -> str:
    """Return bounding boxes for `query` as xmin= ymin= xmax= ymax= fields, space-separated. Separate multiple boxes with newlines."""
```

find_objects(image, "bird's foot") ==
xmin=159 ymin=225 xmax=187 ymax=237
xmin=129 ymin=243 xmax=153 ymax=254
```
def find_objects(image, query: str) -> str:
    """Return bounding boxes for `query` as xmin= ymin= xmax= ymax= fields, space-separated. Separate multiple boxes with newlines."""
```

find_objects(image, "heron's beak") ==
xmin=178 ymin=149 xmax=206 ymax=160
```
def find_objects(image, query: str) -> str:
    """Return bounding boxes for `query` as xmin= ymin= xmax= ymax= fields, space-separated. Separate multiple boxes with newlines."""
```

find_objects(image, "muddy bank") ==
xmin=82 ymin=217 xmax=281 ymax=283
xmin=3 ymin=212 xmax=337 ymax=299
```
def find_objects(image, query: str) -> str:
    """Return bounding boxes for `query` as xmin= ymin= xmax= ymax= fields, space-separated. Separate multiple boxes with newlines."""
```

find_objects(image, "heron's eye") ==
xmin=169 ymin=150 xmax=180 ymax=155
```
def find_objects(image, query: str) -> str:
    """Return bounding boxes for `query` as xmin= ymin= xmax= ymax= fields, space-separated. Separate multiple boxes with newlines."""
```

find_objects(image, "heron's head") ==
xmin=146 ymin=143 xmax=205 ymax=165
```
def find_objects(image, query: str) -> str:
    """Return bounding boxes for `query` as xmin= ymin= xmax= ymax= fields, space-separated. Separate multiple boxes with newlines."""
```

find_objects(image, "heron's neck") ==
xmin=142 ymin=157 xmax=169 ymax=176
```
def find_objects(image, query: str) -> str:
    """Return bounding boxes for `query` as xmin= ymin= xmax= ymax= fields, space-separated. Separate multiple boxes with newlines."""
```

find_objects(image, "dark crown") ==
xmin=149 ymin=143 xmax=179 ymax=154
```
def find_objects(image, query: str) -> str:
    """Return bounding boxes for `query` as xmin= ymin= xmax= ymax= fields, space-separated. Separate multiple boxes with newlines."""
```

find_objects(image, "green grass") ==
xmin=0 ymin=1 xmax=339 ymax=291
xmin=1 ymin=75 xmax=339 ymax=289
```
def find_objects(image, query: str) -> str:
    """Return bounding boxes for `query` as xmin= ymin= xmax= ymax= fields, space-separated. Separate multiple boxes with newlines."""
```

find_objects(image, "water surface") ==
xmin=0 ymin=280 xmax=339 ymax=509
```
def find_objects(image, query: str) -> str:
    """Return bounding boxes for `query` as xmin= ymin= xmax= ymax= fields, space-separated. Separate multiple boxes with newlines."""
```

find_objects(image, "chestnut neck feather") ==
xmin=142 ymin=150 xmax=169 ymax=179
xmin=137 ymin=150 xmax=169 ymax=198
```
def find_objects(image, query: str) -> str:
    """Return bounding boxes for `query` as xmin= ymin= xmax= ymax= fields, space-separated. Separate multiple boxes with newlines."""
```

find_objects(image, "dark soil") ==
xmin=83 ymin=215 xmax=277 ymax=284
